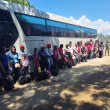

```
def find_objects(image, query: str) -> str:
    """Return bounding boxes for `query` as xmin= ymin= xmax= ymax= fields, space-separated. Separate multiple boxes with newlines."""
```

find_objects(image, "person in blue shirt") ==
xmin=7 ymin=46 xmax=19 ymax=83
xmin=39 ymin=45 xmax=47 ymax=71
xmin=0 ymin=47 xmax=9 ymax=84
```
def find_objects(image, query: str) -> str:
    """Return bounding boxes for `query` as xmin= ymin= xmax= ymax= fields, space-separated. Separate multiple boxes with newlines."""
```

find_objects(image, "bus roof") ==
xmin=0 ymin=0 xmax=96 ymax=30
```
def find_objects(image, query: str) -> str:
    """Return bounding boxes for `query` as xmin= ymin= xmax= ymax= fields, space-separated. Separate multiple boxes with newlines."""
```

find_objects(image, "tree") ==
xmin=3 ymin=0 xmax=36 ymax=9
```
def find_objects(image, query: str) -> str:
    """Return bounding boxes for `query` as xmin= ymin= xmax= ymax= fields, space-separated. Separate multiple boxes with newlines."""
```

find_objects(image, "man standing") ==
xmin=105 ymin=41 xmax=110 ymax=55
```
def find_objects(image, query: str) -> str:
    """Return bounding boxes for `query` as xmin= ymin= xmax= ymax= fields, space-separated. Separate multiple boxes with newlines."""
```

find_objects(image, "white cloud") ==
xmin=69 ymin=15 xmax=110 ymax=35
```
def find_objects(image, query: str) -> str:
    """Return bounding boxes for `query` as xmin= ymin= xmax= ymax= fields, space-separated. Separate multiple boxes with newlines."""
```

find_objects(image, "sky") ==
xmin=30 ymin=0 xmax=110 ymax=35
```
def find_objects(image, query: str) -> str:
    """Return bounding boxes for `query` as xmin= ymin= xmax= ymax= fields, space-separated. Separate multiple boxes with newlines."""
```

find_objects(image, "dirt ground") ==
xmin=0 ymin=56 xmax=110 ymax=110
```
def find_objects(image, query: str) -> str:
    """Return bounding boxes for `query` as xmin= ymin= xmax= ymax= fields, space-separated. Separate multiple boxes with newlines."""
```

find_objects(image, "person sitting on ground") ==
xmin=28 ymin=54 xmax=36 ymax=80
xmin=39 ymin=45 xmax=47 ymax=71
xmin=0 ymin=47 xmax=9 ymax=84
xmin=45 ymin=44 xmax=53 ymax=72
xmin=18 ymin=45 xmax=28 ymax=75
xmin=53 ymin=45 xmax=60 ymax=70
xmin=7 ymin=46 xmax=20 ymax=83
xmin=33 ymin=48 xmax=41 ymax=69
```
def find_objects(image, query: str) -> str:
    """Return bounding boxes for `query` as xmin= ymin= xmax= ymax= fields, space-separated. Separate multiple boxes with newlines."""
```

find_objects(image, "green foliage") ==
xmin=3 ymin=0 xmax=36 ymax=9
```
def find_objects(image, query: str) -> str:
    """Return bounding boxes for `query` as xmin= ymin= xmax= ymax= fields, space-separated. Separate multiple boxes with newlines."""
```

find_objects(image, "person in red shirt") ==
xmin=87 ymin=41 xmax=92 ymax=59
xmin=58 ymin=44 xmax=65 ymax=68
xmin=58 ymin=44 xmax=64 ymax=58
xmin=53 ymin=45 xmax=60 ymax=69
xmin=77 ymin=42 xmax=81 ymax=53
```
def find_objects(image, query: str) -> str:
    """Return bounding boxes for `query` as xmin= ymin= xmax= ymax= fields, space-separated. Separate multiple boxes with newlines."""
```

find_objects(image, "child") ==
xmin=33 ymin=48 xmax=41 ymax=69
xmin=28 ymin=54 xmax=36 ymax=80
xmin=18 ymin=45 xmax=28 ymax=75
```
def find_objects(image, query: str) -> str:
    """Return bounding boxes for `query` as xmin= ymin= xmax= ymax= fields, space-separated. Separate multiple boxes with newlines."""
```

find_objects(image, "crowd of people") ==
xmin=0 ymin=39 xmax=109 ymax=89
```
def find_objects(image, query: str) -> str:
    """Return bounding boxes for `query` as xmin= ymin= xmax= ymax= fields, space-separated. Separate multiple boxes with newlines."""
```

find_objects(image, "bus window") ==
xmin=68 ymin=29 xmax=75 ymax=37
xmin=46 ymin=20 xmax=67 ymax=37
xmin=0 ymin=9 xmax=18 ymax=49
xmin=15 ymin=13 xmax=47 ymax=36
xmin=67 ymin=24 xmax=80 ymax=37
xmin=47 ymin=26 xmax=57 ymax=37
xmin=90 ymin=29 xmax=97 ymax=38
xmin=81 ymin=27 xmax=90 ymax=38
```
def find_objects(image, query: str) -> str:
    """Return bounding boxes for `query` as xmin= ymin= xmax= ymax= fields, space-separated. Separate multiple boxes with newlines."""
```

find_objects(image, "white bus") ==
xmin=0 ymin=0 xmax=97 ymax=54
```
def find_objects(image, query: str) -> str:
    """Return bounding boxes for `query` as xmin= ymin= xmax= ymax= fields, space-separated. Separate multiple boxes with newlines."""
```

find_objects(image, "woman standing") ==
xmin=7 ymin=46 xmax=20 ymax=83
xmin=0 ymin=47 xmax=9 ymax=84
xmin=53 ymin=45 xmax=60 ymax=70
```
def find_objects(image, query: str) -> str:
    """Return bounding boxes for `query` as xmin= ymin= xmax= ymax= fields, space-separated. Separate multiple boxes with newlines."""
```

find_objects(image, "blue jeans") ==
xmin=46 ymin=57 xmax=53 ymax=72
xmin=97 ymin=51 xmax=99 ymax=57
xmin=84 ymin=55 xmax=88 ymax=62
xmin=90 ymin=50 xmax=93 ymax=59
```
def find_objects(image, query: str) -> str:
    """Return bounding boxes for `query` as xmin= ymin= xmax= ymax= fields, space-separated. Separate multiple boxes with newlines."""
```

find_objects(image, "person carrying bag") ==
xmin=8 ymin=46 xmax=20 ymax=83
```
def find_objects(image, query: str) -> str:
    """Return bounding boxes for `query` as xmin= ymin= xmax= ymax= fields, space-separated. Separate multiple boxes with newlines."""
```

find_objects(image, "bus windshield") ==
xmin=0 ymin=9 xmax=18 ymax=49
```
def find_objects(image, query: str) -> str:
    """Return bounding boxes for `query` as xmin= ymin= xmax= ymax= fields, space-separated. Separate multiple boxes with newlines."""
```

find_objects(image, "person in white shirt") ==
xmin=45 ymin=44 xmax=53 ymax=72
xmin=68 ymin=41 xmax=75 ymax=59
xmin=73 ymin=43 xmax=81 ymax=63
xmin=18 ymin=45 xmax=28 ymax=75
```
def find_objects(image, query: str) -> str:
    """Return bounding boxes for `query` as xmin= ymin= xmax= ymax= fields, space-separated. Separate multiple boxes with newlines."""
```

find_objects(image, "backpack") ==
xmin=67 ymin=61 xmax=72 ymax=68
xmin=3 ymin=75 xmax=14 ymax=90
xmin=37 ymin=71 xmax=50 ymax=81
xmin=18 ymin=70 xmax=31 ymax=85
xmin=51 ymin=65 xmax=59 ymax=76
xmin=72 ymin=59 xmax=76 ymax=66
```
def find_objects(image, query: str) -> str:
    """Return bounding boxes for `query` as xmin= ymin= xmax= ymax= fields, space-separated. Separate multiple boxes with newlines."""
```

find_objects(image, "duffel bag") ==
xmin=3 ymin=75 xmax=14 ymax=90
xmin=18 ymin=70 xmax=31 ymax=85
xmin=37 ymin=71 xmax=50 ymax=81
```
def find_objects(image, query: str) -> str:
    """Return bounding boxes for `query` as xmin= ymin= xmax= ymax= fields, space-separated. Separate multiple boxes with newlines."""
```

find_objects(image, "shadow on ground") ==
xmin=0 ymin=64 xmax=110 ymax=110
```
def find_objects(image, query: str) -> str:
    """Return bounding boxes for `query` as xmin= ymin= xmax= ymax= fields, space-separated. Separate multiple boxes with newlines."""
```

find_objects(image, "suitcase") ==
xmin=3 ymin=75 xmax=14 ymax=90
xmin=37 ymin=71 xmax=50 ymax=81
xmin=18 ymin=70 xmax=31 ymax=85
